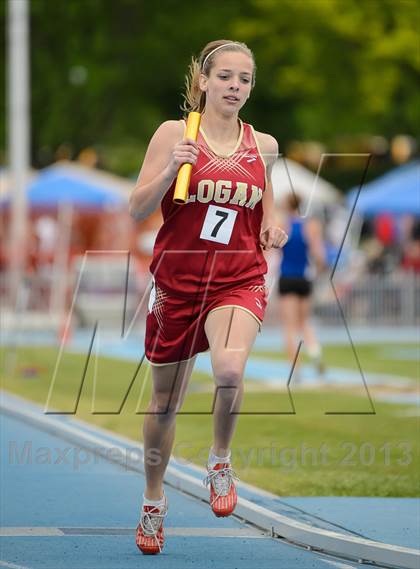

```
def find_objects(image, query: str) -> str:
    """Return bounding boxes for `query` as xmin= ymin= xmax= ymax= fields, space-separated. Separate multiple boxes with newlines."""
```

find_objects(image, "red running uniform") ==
xmin=145 ymin=119 xmax=269 ymax=365
xmin=150 ymin=119 xmax=267 ymax=298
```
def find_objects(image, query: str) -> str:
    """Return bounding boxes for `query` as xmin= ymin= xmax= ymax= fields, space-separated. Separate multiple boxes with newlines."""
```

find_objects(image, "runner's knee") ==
xmin=213 ymin=361 xmax=244 ymax=389
xmin=150 ymin=392 xmax=181 ymax=420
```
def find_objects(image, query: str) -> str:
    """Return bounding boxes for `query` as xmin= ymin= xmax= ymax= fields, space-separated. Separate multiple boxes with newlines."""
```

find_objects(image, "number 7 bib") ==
xmin=200 ymin=205 xmax=238 ymax=245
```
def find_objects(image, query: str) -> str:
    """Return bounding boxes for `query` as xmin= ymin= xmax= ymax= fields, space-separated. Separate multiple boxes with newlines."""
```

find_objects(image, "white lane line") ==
xmin=322 ymin=559 xmax=358 ymax=569
xmin=169 ymin=528 xmax=266 ymax=538
xmin=0 ymin=527 xmax=266 ymax=538
xmin=0 ymin=528 xmax=64 ymax=537
xmin=0 ymin=561 xmax=31 ymax=569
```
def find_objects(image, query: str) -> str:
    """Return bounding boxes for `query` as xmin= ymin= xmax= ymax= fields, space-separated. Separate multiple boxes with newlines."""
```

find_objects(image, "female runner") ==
xmin=129 ymin=39 xmax=288 ymax=554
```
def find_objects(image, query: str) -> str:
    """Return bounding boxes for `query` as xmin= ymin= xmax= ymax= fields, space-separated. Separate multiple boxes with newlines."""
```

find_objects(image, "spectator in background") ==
xmin=278 ymin=193 xmax=327 ymax=382
xmin=35 ymin=215 xmax=58 ymax=267
xmin=374 ymin=212 xmax=395 ymax=248
xmin=402 ymin=217 xmax=420 ymax=272
xmin=372 ymin=212 xmax=402 ymax=272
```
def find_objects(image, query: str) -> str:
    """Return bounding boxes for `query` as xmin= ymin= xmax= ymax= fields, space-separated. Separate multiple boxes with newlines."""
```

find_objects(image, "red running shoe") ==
xmin=135 ymin=496 xmax=168 ymax=555
xmin=204 ymin=462 xmax=239 ymax=517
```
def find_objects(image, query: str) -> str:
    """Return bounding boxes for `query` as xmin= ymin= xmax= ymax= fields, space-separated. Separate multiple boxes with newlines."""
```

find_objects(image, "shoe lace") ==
xmin=140 ymin=503 xmax=167 ymax=553
xmin=203 ymin=464 xmax=239 ymax=505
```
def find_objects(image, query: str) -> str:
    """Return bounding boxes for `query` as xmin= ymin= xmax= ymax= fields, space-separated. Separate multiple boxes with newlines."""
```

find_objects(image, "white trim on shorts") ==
xmin=146 ymin=348 xmax=206 ymax=367
xmin=207 ymin=304 xmax=262 ymax=331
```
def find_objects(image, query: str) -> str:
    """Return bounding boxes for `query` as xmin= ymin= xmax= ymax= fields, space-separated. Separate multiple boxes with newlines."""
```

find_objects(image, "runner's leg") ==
xmin=279 ymin=294 xmax=301 ymax=365
xmin=143 ymin=356 xmax=196 ymax=499
xmin=204 ymin=307 xmax=259 ymax=456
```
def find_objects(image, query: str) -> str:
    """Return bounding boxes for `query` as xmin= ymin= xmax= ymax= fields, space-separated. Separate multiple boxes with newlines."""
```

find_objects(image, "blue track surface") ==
xmin=280 ymin=498 xmax=420 ymax=550
xmin=1 ymin=411 xmax=365 ymax=569
xmin=1 ymin=326 xmax=419 ymax=567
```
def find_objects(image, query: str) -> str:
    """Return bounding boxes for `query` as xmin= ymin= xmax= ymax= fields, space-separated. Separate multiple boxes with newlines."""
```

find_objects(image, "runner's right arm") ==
xmin=129 ymin=121 xmax=199 ymax=221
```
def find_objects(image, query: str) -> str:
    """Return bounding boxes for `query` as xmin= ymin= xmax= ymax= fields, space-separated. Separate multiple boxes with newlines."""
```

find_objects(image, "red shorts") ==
xmin=145 ymin=280 xmax=268 ymax=365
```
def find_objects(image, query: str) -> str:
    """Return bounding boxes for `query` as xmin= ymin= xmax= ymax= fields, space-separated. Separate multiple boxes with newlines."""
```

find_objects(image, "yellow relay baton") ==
xmin=173 ymin=112 xmax=201 ymax=204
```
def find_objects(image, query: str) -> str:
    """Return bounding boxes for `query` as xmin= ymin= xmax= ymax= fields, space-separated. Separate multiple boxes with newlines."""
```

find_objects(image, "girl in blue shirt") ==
xmin=278 ymin=193 xmax=326 ymax=380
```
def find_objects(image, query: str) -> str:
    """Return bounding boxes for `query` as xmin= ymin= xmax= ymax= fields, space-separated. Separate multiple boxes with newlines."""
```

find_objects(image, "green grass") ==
xmin=1 ymin=345 xmax=419 ymax=497
xmin=254 ymin=342 xmax=420 ymax=381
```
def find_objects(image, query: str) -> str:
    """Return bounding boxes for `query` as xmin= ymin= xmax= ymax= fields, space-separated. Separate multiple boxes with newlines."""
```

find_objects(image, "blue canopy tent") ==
xmin=347 ymin=161 xmax=420 ymax=216
xmin=1 ymin=163 xmax=128 ymax=210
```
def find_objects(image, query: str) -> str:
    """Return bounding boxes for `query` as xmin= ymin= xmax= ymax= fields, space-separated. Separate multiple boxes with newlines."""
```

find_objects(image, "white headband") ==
xmin=201 ymin=43 xmax=240 ymax=71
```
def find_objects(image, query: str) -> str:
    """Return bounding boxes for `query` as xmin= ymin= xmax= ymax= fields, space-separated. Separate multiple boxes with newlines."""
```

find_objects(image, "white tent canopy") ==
xmin=271 ymin=157 xmax=341 ymax=212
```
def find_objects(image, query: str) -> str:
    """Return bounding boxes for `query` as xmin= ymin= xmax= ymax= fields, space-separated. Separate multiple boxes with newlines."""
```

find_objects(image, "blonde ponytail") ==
xmin=181 ymin=56 xmax=206 ymax=115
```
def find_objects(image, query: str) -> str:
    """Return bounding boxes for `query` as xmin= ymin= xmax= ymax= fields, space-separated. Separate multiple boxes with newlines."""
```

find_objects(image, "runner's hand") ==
xmin=260 ymin=226 xmax=288 ymax=250
xmin=166 ymin=138 xmax=199 ymax=180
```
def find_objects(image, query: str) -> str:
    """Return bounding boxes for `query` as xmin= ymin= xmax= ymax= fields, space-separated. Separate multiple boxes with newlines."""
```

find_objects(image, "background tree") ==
xmin=1 ymin=0 xmax=418 ymax=183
